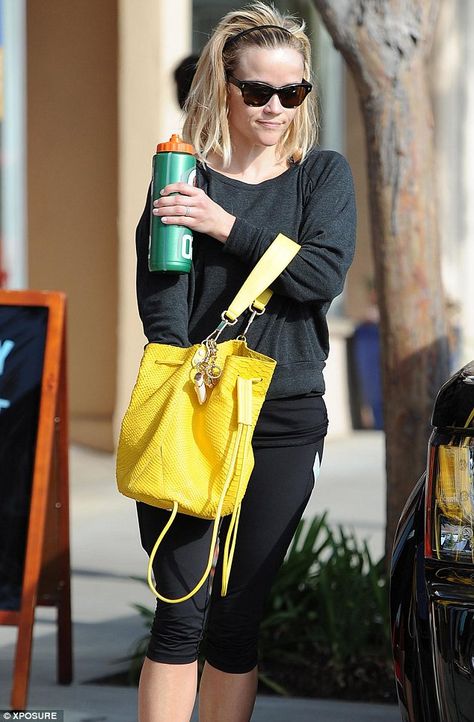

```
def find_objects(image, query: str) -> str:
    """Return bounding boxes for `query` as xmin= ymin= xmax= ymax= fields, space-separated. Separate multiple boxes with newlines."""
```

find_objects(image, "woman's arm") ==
xmin=222 ymin=152 xmax=357 ymax=304
xmin=135 ymin=190 xmax=191 ymax=346
xmin=151 ymin=152 xmax=356 ymax=306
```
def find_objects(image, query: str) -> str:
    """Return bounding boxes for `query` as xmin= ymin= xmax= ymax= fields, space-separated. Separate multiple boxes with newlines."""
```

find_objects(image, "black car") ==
xmin=391 ymin=360 xmax=474 ymax=722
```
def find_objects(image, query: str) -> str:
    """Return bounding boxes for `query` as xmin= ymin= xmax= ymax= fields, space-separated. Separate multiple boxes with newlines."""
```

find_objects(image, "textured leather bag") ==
xmin=116 ymin=234 xmax=299 ymax=603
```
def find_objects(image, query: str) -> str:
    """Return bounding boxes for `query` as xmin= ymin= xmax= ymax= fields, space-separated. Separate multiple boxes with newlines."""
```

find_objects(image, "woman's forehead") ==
xmin=235 ymin=46 xmax=304 ymax=78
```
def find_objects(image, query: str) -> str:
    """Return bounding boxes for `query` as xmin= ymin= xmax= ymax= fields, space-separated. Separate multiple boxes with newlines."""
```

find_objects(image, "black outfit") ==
xmin=135 ymin=148 xmax=356 ymax=672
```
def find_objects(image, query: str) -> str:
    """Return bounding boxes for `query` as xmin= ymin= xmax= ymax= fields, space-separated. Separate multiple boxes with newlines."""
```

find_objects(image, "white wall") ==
xmin=115 ymin=0 xmax=192 ymax=441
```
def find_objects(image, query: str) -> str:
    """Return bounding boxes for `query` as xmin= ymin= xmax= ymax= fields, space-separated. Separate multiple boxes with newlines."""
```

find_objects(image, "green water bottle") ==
xmin=149 ymin=133 xmax=196 ymax=272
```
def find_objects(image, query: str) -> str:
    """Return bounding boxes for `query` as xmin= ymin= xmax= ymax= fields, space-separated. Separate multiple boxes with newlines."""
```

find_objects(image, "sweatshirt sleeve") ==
xmin=135 ymin=189 xmax=191 ymax=346
xmin=222 ymin=151 xmax=356 ymax=304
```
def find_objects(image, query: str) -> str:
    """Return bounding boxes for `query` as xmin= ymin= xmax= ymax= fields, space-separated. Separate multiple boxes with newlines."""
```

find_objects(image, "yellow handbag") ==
xmin=116 ymin=233 xmax=300 ymax=603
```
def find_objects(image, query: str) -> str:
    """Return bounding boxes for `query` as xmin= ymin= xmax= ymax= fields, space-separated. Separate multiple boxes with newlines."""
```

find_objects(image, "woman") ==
xmin=135 ymin=3 xmax=356 ymax=721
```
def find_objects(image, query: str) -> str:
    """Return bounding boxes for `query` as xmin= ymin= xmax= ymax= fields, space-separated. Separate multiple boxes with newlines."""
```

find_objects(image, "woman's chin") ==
xmin=253 ymin=132 xmax=284 ymax=148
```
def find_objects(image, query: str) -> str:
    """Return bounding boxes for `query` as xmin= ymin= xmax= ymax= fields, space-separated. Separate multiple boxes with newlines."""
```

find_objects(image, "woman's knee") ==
xmin=204 ymin=611 xmax=259 ymax=674
xmin=146 ymin=604 xmax=206 ymax=664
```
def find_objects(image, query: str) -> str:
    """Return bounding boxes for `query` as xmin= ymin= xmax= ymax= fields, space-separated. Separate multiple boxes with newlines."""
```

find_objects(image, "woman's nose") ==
xmin=263 ymin=93 xmax=284 ymax=113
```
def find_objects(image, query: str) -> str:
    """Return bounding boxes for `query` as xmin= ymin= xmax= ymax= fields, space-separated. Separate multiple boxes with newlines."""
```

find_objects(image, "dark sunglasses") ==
xmin=227 ymin=73 xmax=312 ymax=108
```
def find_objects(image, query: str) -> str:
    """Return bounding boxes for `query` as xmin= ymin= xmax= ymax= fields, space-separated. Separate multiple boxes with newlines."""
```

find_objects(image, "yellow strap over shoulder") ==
xmin=252 ymin=288 xmax=273 ymax=312
xmin=225 ymin=233 xmax=300 ymax=322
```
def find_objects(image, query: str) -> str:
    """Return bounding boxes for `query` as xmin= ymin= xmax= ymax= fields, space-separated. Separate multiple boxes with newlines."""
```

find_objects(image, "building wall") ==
xmin=114 ymin=0 xmax=192 ymax=443
xmin=27 ymin=0 xmax=118 ymax=450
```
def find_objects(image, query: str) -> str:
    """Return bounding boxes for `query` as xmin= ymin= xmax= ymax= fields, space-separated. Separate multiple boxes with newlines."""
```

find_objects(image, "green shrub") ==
xmin=257 ymin=514 xmax=391 ymax=698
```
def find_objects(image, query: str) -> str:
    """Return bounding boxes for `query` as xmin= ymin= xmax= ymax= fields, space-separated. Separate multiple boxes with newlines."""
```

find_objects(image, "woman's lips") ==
xmin=257 ymin=121 xmax=282 ymax=128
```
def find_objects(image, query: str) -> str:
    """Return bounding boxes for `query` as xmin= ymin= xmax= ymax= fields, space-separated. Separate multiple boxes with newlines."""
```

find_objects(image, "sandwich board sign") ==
xmin=0 ymin=290 xmax=72 ymax=709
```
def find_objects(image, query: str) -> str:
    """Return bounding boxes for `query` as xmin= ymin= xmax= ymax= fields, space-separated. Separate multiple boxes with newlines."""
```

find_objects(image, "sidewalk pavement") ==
xmin=0 ymin=430 xmax=400 ymax=721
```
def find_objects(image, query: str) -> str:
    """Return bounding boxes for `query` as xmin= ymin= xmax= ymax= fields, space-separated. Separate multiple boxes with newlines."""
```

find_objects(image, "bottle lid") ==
xmin=156 ymin=134 xmax=195 ymax=154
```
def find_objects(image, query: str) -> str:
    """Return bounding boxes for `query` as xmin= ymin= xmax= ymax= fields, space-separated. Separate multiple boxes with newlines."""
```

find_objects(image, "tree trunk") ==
xmin=312 ymin=0 xmax=450 ymax=558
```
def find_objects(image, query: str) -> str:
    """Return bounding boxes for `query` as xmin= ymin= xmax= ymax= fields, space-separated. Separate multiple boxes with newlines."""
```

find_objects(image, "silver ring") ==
xmin=185 ymin=206 xmax=191 ymax=217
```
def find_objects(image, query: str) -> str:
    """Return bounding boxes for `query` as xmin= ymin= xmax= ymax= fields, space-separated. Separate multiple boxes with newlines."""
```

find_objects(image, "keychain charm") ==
xmin=193 ymin=371 xmax=207 ymax=404
xmin=191 ymin=340 xmax=222 ymax=403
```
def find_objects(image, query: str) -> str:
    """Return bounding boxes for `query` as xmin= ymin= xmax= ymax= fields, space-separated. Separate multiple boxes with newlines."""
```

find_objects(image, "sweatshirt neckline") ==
xmin=202 ymin=162 xmax=298 ymax=190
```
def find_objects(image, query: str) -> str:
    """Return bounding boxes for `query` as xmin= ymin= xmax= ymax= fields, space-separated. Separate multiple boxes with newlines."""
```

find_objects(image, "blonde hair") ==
xmin=182 ymin=1 xmax=319 ymax=168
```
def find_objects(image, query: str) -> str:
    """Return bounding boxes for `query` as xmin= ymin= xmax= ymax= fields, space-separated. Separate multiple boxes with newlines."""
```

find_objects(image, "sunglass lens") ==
xmin=279 ymin=86 xmax=308 ymax=108
xmin=242 ymin=87 xmax=272 ymax=106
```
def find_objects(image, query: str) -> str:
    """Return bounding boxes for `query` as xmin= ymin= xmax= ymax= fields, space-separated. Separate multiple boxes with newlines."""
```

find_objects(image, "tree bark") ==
xmin=312 ymin=0 xmax=450 ymax=558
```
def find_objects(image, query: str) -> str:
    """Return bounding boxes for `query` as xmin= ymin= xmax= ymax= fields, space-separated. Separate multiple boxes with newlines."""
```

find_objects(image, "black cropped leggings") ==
xmin=136 ymin=436 xmax=324 ymax=674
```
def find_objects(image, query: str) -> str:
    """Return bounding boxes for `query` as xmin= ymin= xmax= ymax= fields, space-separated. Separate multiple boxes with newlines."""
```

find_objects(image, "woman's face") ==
xmin=227 ymin=45 xmax=305 ymax=153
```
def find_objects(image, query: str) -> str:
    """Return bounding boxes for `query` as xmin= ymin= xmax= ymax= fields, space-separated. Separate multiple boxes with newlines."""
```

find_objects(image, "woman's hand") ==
xmin=153 ymin=182 xmax=236 ymax=245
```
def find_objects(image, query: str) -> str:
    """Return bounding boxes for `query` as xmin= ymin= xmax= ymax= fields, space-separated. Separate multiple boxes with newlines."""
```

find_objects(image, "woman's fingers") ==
xmin=159 ymin=182 xmax=197 ymax=197
xmin=153 ymin=185 xmax=203 ymax=223
xmin=153 ymin=207 xmax=192 ymax=223
xmin=153 ymin=193 xmax=195 ymax=225
xmin=154 ymin=193 xmax=192 ymax=208
xmin=150 ymin=184 xmax=234 ymax=242
xmin=153 ymin=186 xmax=201 ymax=218
xmin=153 ymin=199 xmax=193 ymax=221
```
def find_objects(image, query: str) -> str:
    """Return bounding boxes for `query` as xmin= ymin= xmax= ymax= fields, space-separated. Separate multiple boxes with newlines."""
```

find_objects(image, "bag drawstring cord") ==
xmin=146 ymin=377 xmax=255 ymax=604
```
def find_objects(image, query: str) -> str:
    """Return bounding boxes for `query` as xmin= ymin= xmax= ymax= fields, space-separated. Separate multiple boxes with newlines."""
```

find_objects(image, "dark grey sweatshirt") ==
xmin=135 ymin=148 xmax=356 ymax=399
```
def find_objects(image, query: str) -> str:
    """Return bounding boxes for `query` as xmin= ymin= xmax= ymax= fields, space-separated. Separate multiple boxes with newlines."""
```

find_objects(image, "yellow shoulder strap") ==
xmin=224 ymin=233 xmax=299 ymax=322
xmin=252 ymin=288 xmax=273 ymax=312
